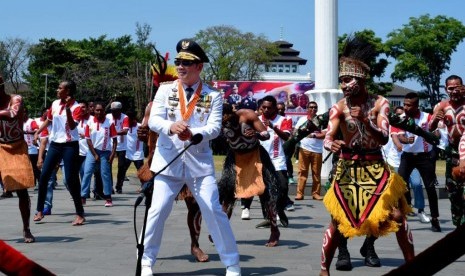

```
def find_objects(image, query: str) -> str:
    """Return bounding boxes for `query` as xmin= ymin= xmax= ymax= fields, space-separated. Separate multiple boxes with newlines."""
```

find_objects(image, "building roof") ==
xmin=386 ymin=84 xmax=417 ymax=97
xmin=271 ymin=40 xmax=307 ymax=65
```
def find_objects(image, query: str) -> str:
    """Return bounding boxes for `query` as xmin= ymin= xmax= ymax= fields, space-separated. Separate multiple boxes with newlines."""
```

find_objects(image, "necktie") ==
xmin=186 ymin=87 xmax=194 ymax=100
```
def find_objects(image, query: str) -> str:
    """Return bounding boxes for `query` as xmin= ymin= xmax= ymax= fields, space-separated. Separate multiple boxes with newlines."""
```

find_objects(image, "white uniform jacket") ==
xmin=148 ymin=80 xmax=222 ymax=178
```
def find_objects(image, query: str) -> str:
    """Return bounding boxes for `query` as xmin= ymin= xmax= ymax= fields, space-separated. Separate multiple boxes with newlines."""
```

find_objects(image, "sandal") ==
xmin=33 ymin=212 xmax=44 ymax=222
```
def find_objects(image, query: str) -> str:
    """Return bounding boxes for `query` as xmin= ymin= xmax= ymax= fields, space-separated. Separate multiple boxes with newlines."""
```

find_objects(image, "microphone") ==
xmin=134 ymin=133 xmax=204 ymax=207
xmin=190 ymin=133 xmax=203 ymax=145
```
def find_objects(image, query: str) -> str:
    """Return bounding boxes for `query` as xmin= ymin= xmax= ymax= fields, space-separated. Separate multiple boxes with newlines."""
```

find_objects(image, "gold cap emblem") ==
xmin=181 ymin=41 xmax=190 ymax=50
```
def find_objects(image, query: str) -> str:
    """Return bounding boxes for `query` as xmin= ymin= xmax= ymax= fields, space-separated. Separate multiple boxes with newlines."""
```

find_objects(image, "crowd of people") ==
xmin=1 ymin=36 xmax=464 ymax=276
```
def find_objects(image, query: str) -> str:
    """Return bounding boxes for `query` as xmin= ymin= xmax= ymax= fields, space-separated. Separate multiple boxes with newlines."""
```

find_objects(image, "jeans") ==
xmin=409 ymin=168 xmax=425 ymax=210
xmin=44 ymin=166 xmax=58 ymax=210
xmin=36 ymin=141 xmax=84 ymax=216
xmin=81 ymin=150 xmax=113 ymax=198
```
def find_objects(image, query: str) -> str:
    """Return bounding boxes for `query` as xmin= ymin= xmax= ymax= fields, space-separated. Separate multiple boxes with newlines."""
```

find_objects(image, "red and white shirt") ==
xmin=106 ymin=113 xmax=129 ymax=151
xmin=47 ymin=99 xmax=81 ymax=143
xmin=35 ymin=117 xmax=51 ymax=151
xmin=259 ymin=114 xmax=292 ymax=171
xmin=85 ymin=117 xmax=117 ymax=151
xmin=77 ymin=115 xmax=93 ymax=156
xmin=391 ymin=111 xmax=434 ymax=153
xmin=125 ymin=123 xmax=144 ymax=161
xmin=23 ymin=118 xmax=39 ymax=154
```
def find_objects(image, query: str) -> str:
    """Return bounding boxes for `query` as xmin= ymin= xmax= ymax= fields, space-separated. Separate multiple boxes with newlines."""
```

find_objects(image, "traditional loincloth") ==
xmin=0 ymin=140 xmax=35 ymax=191
xmin=234 ymin=148 xmax=266 ymax=198
xmin=323 ymin=152 xmax=410 ymax=238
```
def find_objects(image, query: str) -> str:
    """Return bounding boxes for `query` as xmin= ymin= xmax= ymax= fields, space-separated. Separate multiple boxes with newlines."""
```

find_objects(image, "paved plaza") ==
xmin=1 ymin=175 xmax=464 ymax=276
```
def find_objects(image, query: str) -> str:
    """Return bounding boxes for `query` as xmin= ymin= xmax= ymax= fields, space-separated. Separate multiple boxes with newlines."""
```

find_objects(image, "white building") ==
xmin=261 ymin=40 xmax=312 ymax=82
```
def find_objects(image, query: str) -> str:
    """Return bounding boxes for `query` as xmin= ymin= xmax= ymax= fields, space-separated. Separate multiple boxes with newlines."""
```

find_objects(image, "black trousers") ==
xmin=398 ymin=151 xmax=439 ymax=218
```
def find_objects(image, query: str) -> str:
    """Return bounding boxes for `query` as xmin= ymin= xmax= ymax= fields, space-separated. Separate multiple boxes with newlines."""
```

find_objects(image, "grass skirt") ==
xmin=323 ymin=158 xmax=410 ymax=238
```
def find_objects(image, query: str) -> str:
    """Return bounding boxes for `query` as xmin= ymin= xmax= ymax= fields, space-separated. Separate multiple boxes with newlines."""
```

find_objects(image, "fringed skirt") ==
xmin=323 ymin=154 xmax=410 ymax=238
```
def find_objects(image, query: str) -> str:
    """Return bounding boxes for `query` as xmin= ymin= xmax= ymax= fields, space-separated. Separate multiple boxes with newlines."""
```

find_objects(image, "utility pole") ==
xmin=41 ymin=74 xmax=50 ymax=108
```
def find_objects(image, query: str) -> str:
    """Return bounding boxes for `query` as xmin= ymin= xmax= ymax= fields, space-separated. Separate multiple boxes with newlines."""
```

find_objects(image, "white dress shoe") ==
xmin=141 ymin=265 xmax=153 ymax=276
xmin=226 ymin=264 xmax=241 ymax=276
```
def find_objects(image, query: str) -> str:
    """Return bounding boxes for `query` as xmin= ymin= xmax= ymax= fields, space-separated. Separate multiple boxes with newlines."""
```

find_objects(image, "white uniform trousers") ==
xmin=141 ymin=174 xmax=240 ymax=267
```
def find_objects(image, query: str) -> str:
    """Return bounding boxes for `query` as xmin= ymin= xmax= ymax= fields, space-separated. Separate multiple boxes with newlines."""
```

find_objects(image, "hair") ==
xmin=307 ymin=101 xmax=317 ymax=108
xmin=404 ymin=92 xmax=419 ymax=105
xmin=261 ymin=95 xmax=277 ymax=107
xmin=126 ymin=109 xmax=137 ymax=120
xmin=93 ymin=101 xmax=105 ymax=109
xmin=222 ymin=103 xmax=238 ymax=127
xmin=445 ymin=75 xmax=463 ymax=85
xmin=79 ymin=100 xmax=88 ymax=107
xmin=394 ymin=106 xmax=404 ymax=112
xmin=277 ymin=101 xmax=286 ymax=107
xmin=63 ymin=80 xmax=77 ymax=97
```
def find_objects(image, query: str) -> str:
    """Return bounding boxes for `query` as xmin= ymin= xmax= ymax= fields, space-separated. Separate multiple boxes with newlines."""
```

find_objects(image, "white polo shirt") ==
xmin=393 ymin=111 xmax=434 ymax=153
xmin=47 ymin=99 xmax=81 ymax=143
xmin=23 ymin=118 xmax=39 ymax=154
xmin=259 ymin=114 xmax=292 ymax=171
xmin=106 ymin=113 xmax=129 ymax=151
xmin=77 ymin=115 xmax=93 ymax=156
xmin=85 ymin=117 xmax=117 ymax=151
xmin=125 ymin=123 xmax=144 ymax=161
xmin=295 ymin=116 xmax=324 ymax=154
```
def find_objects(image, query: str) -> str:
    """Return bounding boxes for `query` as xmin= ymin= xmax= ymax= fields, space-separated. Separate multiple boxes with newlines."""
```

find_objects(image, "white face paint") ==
xmin=340 ymin=76 xmax=360 ymax=97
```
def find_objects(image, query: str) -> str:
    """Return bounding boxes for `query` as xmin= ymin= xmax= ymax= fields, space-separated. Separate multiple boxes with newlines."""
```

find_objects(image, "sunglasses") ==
xmin=174 ymin=60 xmax=196 ymax=67
xmin=308 ymin=106 xmax=318 ymax=109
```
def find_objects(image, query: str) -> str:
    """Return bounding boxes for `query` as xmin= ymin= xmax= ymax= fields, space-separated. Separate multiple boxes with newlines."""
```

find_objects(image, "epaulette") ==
xmin=159 ymin=81 xmax=174 ymax=85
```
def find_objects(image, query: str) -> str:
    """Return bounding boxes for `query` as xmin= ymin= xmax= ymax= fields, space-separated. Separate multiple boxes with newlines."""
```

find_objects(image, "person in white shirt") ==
xmin=121 ymin=110 xmax=144 ymax=187
xmin=33 ymin=80 xmax=85 ymax=226
xmin=294 ymin=101 xmax=326 ymax=200
xmin=82 ymin=103 xmax=117 ymax=207
xmin=23 ymin=109 xmax=40 ymax=186
xmin=107 ymin=101 xmax=129 ymax=194
xmin=397 ymin=92 xmax=441 ymax=232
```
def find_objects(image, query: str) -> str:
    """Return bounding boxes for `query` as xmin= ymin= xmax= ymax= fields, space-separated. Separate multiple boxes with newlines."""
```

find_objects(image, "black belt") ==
xmin=403 ymin=151 xmax=430 ymax=156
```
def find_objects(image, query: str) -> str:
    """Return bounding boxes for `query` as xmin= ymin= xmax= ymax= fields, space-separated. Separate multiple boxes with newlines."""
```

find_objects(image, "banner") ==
xmin=212 ymin=80 xmax=315 ymax=125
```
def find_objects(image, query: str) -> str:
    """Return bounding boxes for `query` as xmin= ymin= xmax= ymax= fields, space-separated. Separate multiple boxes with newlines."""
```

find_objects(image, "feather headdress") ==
xmin=151 ymin=49 xmax=178 ymax=99
xmin=339 ymin=35 xmax=376 ymax=79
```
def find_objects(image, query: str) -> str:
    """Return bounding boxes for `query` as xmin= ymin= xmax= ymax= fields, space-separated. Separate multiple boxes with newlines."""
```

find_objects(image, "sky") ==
xmin=3 ymin=0 xmax=465 ymax=91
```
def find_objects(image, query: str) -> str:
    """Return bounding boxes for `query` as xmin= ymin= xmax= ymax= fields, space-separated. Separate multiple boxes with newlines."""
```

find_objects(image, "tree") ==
xmin=385 ymin=14 xmax=465 ymax=107
xmin=193 ymin=25 xmax=279 ymax=81
xmin=338 ymin=30 xmax=391 ymax=95
xmin=0 ymin=37 xmax=30 ymax=93
xmin=26 ymin=34 xmax=158 ymax=117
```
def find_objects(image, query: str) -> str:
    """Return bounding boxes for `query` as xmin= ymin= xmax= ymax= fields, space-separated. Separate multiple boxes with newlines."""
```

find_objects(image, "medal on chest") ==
xmin=196 ymin=94 xmax=211 ymax=122
xmin=168 ymin=87 xmax=179 ymax=118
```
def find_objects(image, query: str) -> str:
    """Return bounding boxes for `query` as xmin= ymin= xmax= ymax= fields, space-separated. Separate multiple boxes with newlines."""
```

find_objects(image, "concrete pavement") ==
xmin=1 ymin=175 xmax=463 ymax=276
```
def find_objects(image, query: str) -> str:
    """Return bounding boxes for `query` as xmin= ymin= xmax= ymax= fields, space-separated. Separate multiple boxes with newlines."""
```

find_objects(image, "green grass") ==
xmin=58 ymin=155 xmax=447 ymax=181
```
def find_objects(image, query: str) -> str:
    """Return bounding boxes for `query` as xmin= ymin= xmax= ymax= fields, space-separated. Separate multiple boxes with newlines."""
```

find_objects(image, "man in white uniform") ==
xmin=141 ymin=39 xmax=241 ymax=276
